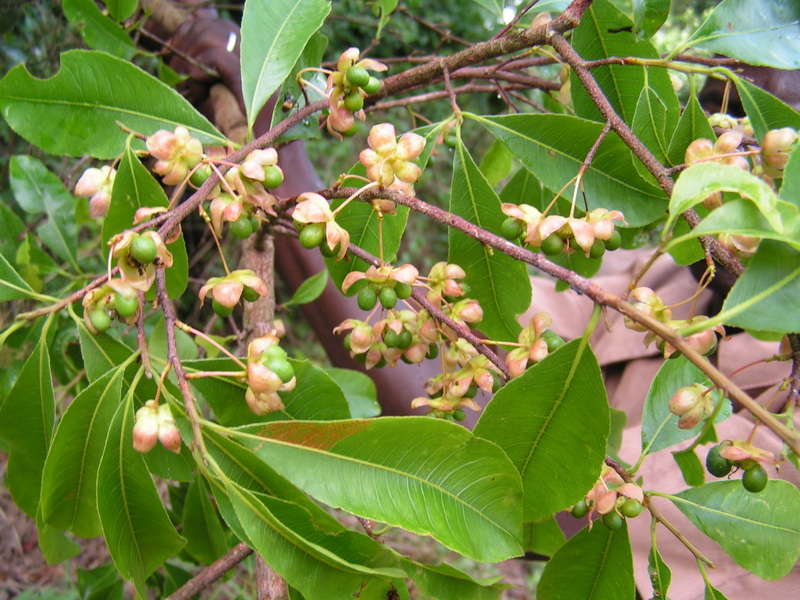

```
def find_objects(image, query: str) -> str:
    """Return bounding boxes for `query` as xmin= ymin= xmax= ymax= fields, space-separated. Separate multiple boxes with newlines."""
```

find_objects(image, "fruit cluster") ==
xmin=133 ymin=401 xmax=182 ymax=454
xmin=570 ymin=465 xmax=645 ymax=530
xmin=705 ymin=441 xmax=773 ymax=493
xmin=199 ymin=269 xmax=268 ymax=317
xmin=245 ymin=332 xmax=296 ymax=415
xmin=505 ymin=312 xmax=564 ymax=377
xmin=326 ymin=47 xmax=386 ymax=135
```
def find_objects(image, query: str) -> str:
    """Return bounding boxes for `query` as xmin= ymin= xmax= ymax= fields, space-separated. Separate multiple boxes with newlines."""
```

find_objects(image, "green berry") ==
xmin=357 ymin=286 xmax=378 ymax=311
xmin=541 ymin=234 xmax=564 ymax=256
xmin=190 ymin=164 xmax=212 ymax=187
xmin=501 ymin=217 xmax=523 ymax=240
xmin=341 ymin=125 xmax=359 ymax=138
xmin=742 ymin=464 xmax=768 ymax=493
xmin=589 ymin=239 xmax=606 ymax=259
xmin=604 ymin=230 xmax=622 ymax=251
xmin=346 ymin=66 xmax=370 ymax=88
xmin=705 ymin=444 xmax=733 ymax=478
xmin=113 ymin=293 xmax=139 ymax=318
xmin=426 ymin=344 xmax=439 ymax=359
xmin=264 ymin=345 xmax=288 ymax=362
xmin=263 ymin=165 xmax=284 ymax=189
xmin=266 ymin=357 xmax=294 ymax=383
xmin=374 ymin=357 xmax=387 ymax=369
xmin=320 ymin=241 xmax=340 ymax=258
xmin=343 ymin=90 xmax=364 ymax=113
xmin=570 ymin=500 xmax=588 ymax=518
xmin=229 ymin=216 xmax=254 ymax=239
xmin=299 ymin=223 xmax=325 ymax=248
xmin=395 ymin=282 xmax=412 ymax=299
xmin=343 ymin=333 xmax=352 ymax=351
xmin=362 ymin=76 xmax=381 ymax=95
xmin=242 ymin=286 xmax=261 ymax=302
xmin=464 ymin=383 xmax=478 ymax=398
xmin=383 ymin=329 xmax=400 ymax=348
xmin=444 ymin=131 xmax=458 ymax=148
xmin=131 ymin=235 xmax=158 ymax=264
xmin=620 ymin=499 xmax=644 ymax=518
xmin=602 ymin=512 xmax=624 ymax=530
xmin=452 ymin=408 xmax=466 ymax=421
xmin=89 ymin=309 xmax=111 ymax=333
xmin=212 ymin=299 xmax=233 ymax=317
xmin=541 ymin=330 xmax=566 ymax=352
xmin=250 ymin=216 xmax=261 ymax=233
xmin=379 ymin=287 xmax=397 ymax=309
xmin=397 ymin=329 xmax=413 ymax=350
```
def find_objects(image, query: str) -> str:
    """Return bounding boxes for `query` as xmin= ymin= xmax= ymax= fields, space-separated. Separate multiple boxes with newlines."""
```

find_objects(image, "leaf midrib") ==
xmin=673 ymin=494 xmax=800 ymax=534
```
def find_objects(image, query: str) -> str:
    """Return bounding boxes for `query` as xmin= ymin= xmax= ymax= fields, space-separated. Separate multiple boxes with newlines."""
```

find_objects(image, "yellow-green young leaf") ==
xmin=0 ymin=50 xmax=226 ymax=159
xmin=471 ymin=0 xmax=503 ymax=17
xmin=63 ymin=0 xmax=135 ymax=59
xmin=284 ymin=269 xmax=328 ymax=307
xmin=0 ymin=333 xmax=54 ymax=517
xmin=671 ymin=480 xmax=800 ymax=579
xmin=631 ymin=85 xmax=670 ymax=166
xmin=648 ymin=541 xmax=672 ymax=599
xmin=240 ymin=0 xmax=330 ymax=128
xmin=449 ymin=141 xmax=530 ymax=341
xmin=97 ymin=399 xmax=185 ymax=586
xmin=242 ymin=417 xmax=524 ymax=562
xmin=672 ymin=448 xmax=706 ymax=487
xmin=537 ymin=523 xmax=634 ymax=600
xmin=475 ymin=340 xmax=609 ymax=521
xmin=181 ymin=477 xmax=230 ymax=565
xmin=734 ymin=76 xmax=800 ymax=141
xmin=41 ymin=366 xmax=124 ymax=537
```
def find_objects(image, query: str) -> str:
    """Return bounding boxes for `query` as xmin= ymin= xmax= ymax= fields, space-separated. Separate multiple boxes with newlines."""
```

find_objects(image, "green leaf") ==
xmin=672 ymin=448 xmax=705 ymax=487
xmin=523 ymin=517 xmax=566 ymax=558
xmin=77 ymin=563 xmax=125 ymax=600
xmin=37 ymin=523 xmax=81 ymax=564
xmin=0 ymin=50 xmax=226 ymax=159
xmin=0 ymin=203 xmax=25 ymax=261
xmin=10 ymin=156 xmax=80 ymax=271
xmin=631 ymin=82 xmax=670 ymax=165
xmin=77 ymin=323 xmax=135 ymax=381
xmin=324 ymin=367 xmax=379 ymax=418
xmin=667 ymin=95 xmax=716 ymax=166
xmin=103 ymin=0 xmax=138 ymax=21
xmin=243 ymin=417 xmax=524 ymax=562
xmin=284 ymin=269 xmax=328 ymax=307
xmin=633 ymin=0 xmax=670 ymax=39
xmin=648 ymin=541 xmax=671 ymax=599
xmin=734 ymin=76 xmax=800 ymax=141
xmin=570 ymin=0 xmax=679 ymax=126
xmin=684 ymin=0 xmax=800 ymax=69
xmin=104 ymin=143 xmax=189 ymax=297
xmin=474 ymin=340 xmax=609 ymax=521
xmin=537 ymin=523 xmax=634 ymax=600
xmin=470 ymin=113 xmax=668 ymax=226
xmin=780 ymin=145 xmax=800 ymax=208
xmin=641 ymin=356 xmax=730 ymax=456
xmin=63 ymin=0 xmax=135 ymax=59
xmin=670 ymin=480 xmax=800 ymax=579
xmin=0 ymin=331 xmax=55 ymax=516
xmin=449 ymin=140 xmax=530 ymax=341
xmin=607 ymin=406 xmax=627 ymax=458
xmin=374 ymin=0 xmax=399 ymax=38
xmin=181 ymin=477 xmax=230 ymax=564
xmin=240 ymin=0 xmax=330 ymax=128
xmin=719 ymin=240 xmax=800 ymax=334
xmin=401 ymin=559 xmax=503 ymax=600
xmin=705 ymin=582 xmax=730 ymax=600
xmin=667 ymin=162 xmax=783 ymax=234
xmin=97 ymin=396 xmax=185 ymax=587
xmin=500 ymin=167 xmax=546 ymax=210
xmin=479 ymin=139 xmax=513 ymax=187
xmin=148 ymin=317 xmax=198 ymax=363
xmin=0 ymin=252 xmax=41 ymax=302
xmin=41 ymin=366 xmax=124 ymax=537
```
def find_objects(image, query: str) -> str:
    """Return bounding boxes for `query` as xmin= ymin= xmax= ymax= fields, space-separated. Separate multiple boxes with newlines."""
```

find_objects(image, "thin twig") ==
xmin=493 ymin=0 xmax=542 ymax=40
xmin=167 ymin=543 xmax=253 ymax=600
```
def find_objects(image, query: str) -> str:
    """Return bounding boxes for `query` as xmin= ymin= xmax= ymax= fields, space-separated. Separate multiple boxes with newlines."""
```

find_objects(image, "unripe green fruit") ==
xmin=395 ymin=282 xmax=412 ymax=299
xmin=242 ymin=286 xmax=261 ymax=302
xmin=263 ymin=165 xmax=284 ymax=189
xmin=341 ymin=125 xmax=359 ymax=138
xmin=212 ymin=299 xmax=233 ymax=317
xmin=501 ymin=217 xmax=523 ymax=240
xmin=570 ymin=499 xmax=588 ymax=518
xmin=299 ymin=223 xmax=325 ymax=248
xmin=397 ymin=329 xmax=413 ymax=350
xmin=190 ymin=165 xmax=212 ymax=187
xmin=620 ymin=499 xmax=644 ymax=518
xmin=705 ymin=444 xmax=733 ymax=477
xmin=742 ymin=464 xmax=768 ymax=493
xmin=464 ymin=383 xmax=478 ymax=398
xmin=266 ymin=357 xmax=294 ymax=383
xmin=343 ymin=91 xmax=364 ymax=113
xmin=541 ymin=330 xmax=566 ymax=352
xmin=452 ymin=408 xmax=466 ymax=421
xmin=320 ymin=241 xmax=339 ymax=258
xmin=444 ymin=131 xmax=458 ymax=148
xmin=131 ymin=235 xmax=158 ymax=264
xmin=113 ymin=293 xmax=139 ymax=318
xmin=229 ymin=216 xmax=254 ymax=239
xmin=379 ymin=286 xmax=397 ymax=309
xmin=250 ymin=216 xmax=261 ymax=232
xmin=357 ymin=286 xmax=378 ymax=311
xmin=541 ymin=234 xmax=564 ymax=256
xmin=264 ymin=345 xmax=288 ymax=362
xmin=375 ymin=357 xmax=387 ymax=368
xmin=602 ymin=512 xmax=624 ymax=530
xmin=383 ymin=329 xmax=400 ymax=348
xmin=604 ymin=230 xmax=622 ymax=251
xmin=426 ymin=344 xmax=439 ymax=359
xmin=589 ymin=239 xmax=606 ymax=259
xmin=343 ymin=333 xmax=352 ymax=351
xmin=346 ymin=66 xmax=370 ymax=88
xmin=362 ymin=76 xmax=381 ymax=95
xmin=90 ymin=309 xmax=111 ymax=332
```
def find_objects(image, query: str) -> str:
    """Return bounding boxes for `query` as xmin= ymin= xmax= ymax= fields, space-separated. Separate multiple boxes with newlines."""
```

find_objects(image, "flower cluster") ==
xmin=343 ymin=263 xmax=418 ymax=311
xmin=199 ymin=269 xmax=267 ymax=317
xmin=82 ymin=277 xmax=140 ymax=333
xmin=326 ymin=48 xmax=386 ymax=135
xmin=706 ymin=440 xmax=774 ymax=492
xmin=505 ymin=313 xmax=562 ymax=377
xmin=74 ymin=165 xmax=116 ymax=217
xmin=146 ymin=126 xmax=204 ymax=185
xmin=292 ymin=192 xmax=350 ymax=259
xmin=570 ymin=465 xmax=645 ymax=527
xmin=133 ymin=401 xmax=182 ymax=454
xmin=668 ymin=383 xmax=715 ymax=429
xmin=110 ymin=230 xmax=173 ymax=292
xmin=359 ymin=123 xmax=425 ymax=212
xmin=245 ymin=333 xmax=296 ymax=415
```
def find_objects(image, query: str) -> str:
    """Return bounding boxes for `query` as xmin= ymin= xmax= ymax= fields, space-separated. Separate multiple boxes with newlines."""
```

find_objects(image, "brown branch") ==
xmin=16 ymin=269 xmax=117 ymax=321
xmin=167 ymin=543 xmax=253 ymax=600
xmin=367 ymin=83 xmax=527 ymax=112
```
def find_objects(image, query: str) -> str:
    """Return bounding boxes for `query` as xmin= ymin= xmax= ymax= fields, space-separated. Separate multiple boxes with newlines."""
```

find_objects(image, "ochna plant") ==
xmin=0 ymin=0 xmax=799 ymax=598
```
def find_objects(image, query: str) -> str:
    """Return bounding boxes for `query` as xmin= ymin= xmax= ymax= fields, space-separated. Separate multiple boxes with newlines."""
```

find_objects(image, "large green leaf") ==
xmin=667 ymin=95 xmax=716 ymax=166
xmin=240 ymin=0 xmax=330 ymax=128
xmin=10 ymin=156 xmax=80 ymax=272
xmin=537 ymin=523 xmax=634 ymax=600
xmin=470 ymin=113 xmax=667 ymax=226
xmin=40 ymin=366 xmax=124 ymax=537
xmin=0 ymin=50 xmax=226 ymax=159
xmin=63 ymin=0 xmax=135 ymax=59
xmin=648 ymin=541 xmax=672 ymax=599
xmin=523 ymin=517 xmax=566 ymax=557
xmin=684 ymin=0 xmax=800 ymax=69
xmin=734 ymin=76 xmax=800 ymax=141
xmin=705 ymin=583 xmax=730 ymax=599
xmin=631 ymin=84 xmax=670 ymax=167
xmin=97 ymin=396 xmax=185 ymax=587
xmin=780 ymin=145 xmax=800 ymax=208
xmin=242 ymin=417 xmax=524 ymax=562
xmin=474 ymin=340 xmax=609 ymax=521
xmin=323 ymin=367 xmax=380 ymax=418
xmin=181 ymin=477 xmax=230 ymax=565
xmin=77 ymin=323 xmax=135 ymax=380
xmin=0 ymin=330 xmax=54 ymax=517
xmin=449 ymin=140 xmax=530 ymax=341
xmin=570 ymin=0 xmax=679 ymax=126
xmin=719 ymin=241 xmax=800 ymax=334
xmin=0 ymin=252 xmax=41 ymax=302
xmin=670 ymin=480 xmax=800 ymax=579
xmin=105 ymin=143 xmax=189 ymax=297
xmin=103 ymin=0 xmax=138 ymax=21
xmin=641 ymin=356 xmax=730 ymax=456
xmin=633 ymin=0 xmax=670 ymax=39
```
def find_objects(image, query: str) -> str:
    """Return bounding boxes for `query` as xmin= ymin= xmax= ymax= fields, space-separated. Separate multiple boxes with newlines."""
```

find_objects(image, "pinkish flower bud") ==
xmin=684 ymin=138 xmax=714 ymax=164
xmin=528 ymin=338 xmax=549 ymax=362
xmin=396 ymin=133 xmax=425 ymax=161
xmin=74 ymin=167 xmax=107 ymax=197
xmin=394 ymin=160 xmax=422 ymax=184
xmin=212 ymin=280 xmax=244 ymax=308
xmin=404 ymin=343 xmax=428 ymax=363
xmin=337 ymin=47 xmax=360 ymax=71
xmin=669 ymin=386 xmax=701 ymax=417
xmin=350 ymin=323 xmax=374 ymax=354
xmin=714 ymin=130 xmax=743 ymax=154
xmin=684 ymin=328 xmax=718 ymax=356
xmin=146 ymin=129 xmax=177 ymax=160
xmin=156 ymin=404 xmax=181 ymax=453
xmin=328 ymin=106 xmax=355 ymax=133
xmin=246 ymin=388 xmax=285 ymax=415
xmin=762 ymin=127 xmax=797 ymax=170
xmin=359 ymin=149 xmax=380 ymax=168
xmin=443 ymin=264 xmax=466 ymax=280
xmin=456 ymin=299 xmax=483 ymax=323
xmin=89 ymin=191 xmax=111 ymax=218
xmin=368 ymin=123 xmax=397 ymax=155
xmin=443 ymin=279 xmax=464 ymax=298
xmin=248 ymin=362 xmax=283 ymax=393
xmin=133 ymin=402 xmax=159 ymax=453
